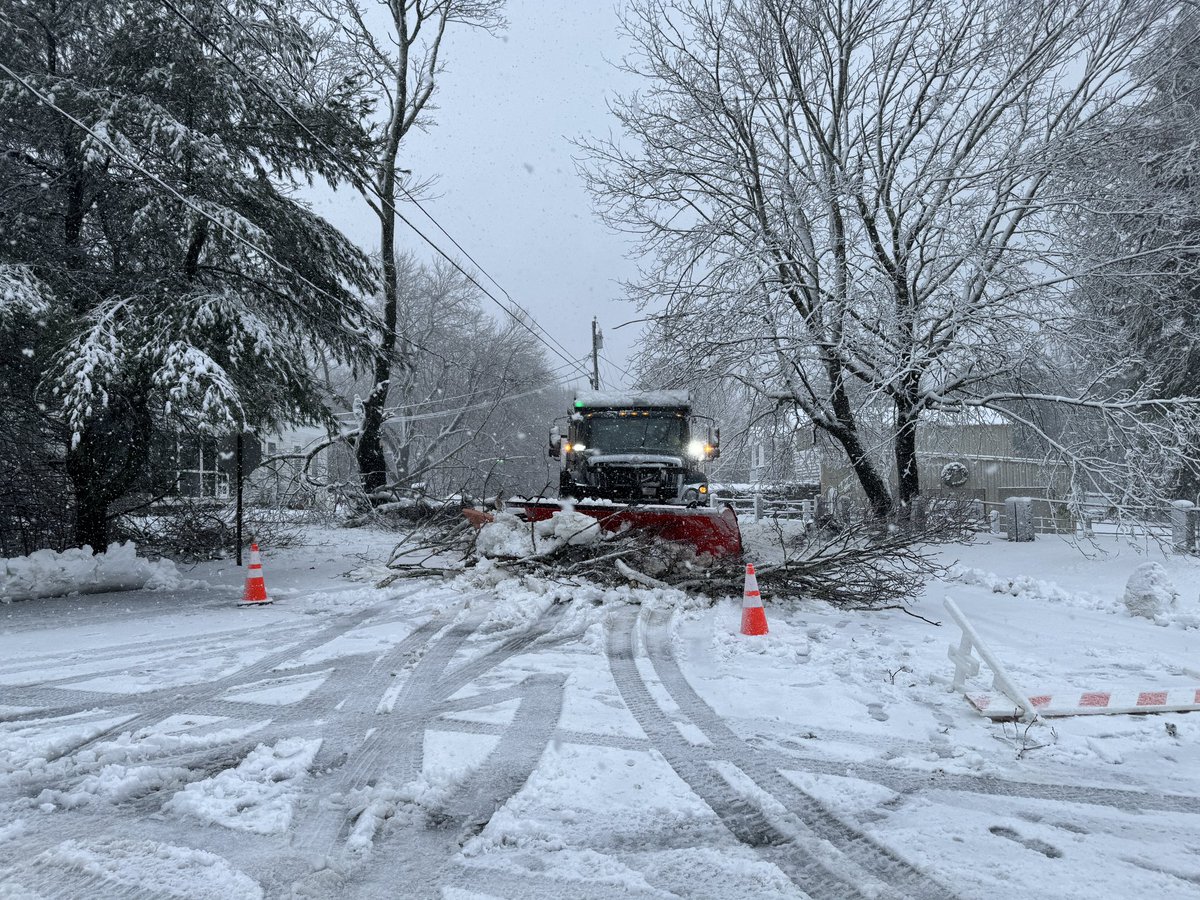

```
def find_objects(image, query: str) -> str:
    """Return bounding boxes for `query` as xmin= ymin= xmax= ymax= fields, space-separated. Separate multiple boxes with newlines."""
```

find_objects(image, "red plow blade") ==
xmin=515 ymin=500 xmax=742 ymax=558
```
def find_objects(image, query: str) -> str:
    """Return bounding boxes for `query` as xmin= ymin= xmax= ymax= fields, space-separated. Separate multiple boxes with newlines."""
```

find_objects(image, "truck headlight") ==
xmin=688 ymin=440 xmax=707 ymax=460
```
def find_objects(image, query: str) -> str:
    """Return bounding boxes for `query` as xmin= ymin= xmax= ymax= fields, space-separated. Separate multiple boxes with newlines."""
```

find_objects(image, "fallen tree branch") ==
xmin=378 ymin=498 xmax=974 ymax=612
xmin=616 ymin=558 xmax=672 ymax=589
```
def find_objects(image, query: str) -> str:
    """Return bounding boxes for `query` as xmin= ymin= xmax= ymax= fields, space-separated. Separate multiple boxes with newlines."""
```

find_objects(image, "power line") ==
xmin=0 ymin=63 xmax=593 ymax=420
xmin=343 ymin=359 xmax=589 ymax=424
xmin=0 ymin=60 xmax=368 ymax=338
xmin=600 ymin=350 xmax=632 ymax=385
xmin=162 ymin=0 xmax=592 ymax=382
xmin=375 ymin=351 xmax=590 ymax=415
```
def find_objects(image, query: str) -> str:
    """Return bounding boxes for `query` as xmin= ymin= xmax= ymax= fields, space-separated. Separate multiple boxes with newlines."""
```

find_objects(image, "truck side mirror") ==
xmin=710 ymin=427 xmax=721 ymax=460
xmin=548 ymin=427 xmax=561 ymax=459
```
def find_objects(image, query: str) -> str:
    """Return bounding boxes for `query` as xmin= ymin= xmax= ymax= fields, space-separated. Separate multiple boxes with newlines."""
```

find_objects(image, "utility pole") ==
xmin=591 ymin=317 xmax=603 ymax=390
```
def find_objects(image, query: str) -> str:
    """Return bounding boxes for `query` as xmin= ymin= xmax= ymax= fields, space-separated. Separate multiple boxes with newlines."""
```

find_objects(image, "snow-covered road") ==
xmin=2 ymin=530 xmax=1199 ymax=898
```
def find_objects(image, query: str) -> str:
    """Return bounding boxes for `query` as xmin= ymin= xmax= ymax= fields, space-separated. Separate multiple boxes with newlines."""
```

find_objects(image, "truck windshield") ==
xmin=585 ymin=415 xmax=686 ymax=454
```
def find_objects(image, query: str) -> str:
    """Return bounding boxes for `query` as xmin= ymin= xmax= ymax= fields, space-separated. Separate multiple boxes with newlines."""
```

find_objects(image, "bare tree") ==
xmin=307 ymin=0 xmax=506 ymax=499
xmin=583 ymin=0 xmax=1196 ymax=517
xmin=331 ymin=254 xmax=562 ymax=505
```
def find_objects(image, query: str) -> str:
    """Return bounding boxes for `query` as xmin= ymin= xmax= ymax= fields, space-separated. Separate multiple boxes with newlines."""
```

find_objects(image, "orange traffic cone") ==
xmin=238 ymin=543 xmax=273 ymax=607
xmin=740 ymin=564 xmax=768 ymax=635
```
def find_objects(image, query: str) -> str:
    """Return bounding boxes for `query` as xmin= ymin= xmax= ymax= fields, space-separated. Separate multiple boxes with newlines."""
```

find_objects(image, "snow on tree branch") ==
xmin=0 ymin=265 xmax=53 ymax=324
xmin=153 ymin=341 xmax=244 ymax=432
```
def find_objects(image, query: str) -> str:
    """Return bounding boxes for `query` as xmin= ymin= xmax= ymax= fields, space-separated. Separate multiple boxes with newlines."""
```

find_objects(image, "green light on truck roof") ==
xmin=574 ymin=400 xmax=584 ymax=408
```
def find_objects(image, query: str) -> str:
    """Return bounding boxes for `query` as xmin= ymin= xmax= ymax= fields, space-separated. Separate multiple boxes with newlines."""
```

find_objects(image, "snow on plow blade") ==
xmin=515 ymin=501 xmax=743 ymax=558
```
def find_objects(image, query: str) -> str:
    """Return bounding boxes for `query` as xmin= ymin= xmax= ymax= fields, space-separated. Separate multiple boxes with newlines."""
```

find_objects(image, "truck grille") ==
xmin=593 ymin=465 xmax=678 ymax=501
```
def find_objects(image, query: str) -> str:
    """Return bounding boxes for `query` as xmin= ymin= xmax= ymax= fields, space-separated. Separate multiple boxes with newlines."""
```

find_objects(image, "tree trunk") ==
xmin=894 ymin=407 xmax=920 ymax=508
xmin=355 ymin=200 xmax=399 ymax=498
xmin=825 ymin=355 xmax=893 ymax=518
xmin=356 ymin=384 xmax=390 ymax=496
xmin=355 ymin=57 xmax=407 ymax=501
xmin=65 ymin=399 xmax=152 ymax=553
xmin=71 ymin=481 xmax=110 ymax=552
xmin=839 ymin=428 xmax=894 ymax=519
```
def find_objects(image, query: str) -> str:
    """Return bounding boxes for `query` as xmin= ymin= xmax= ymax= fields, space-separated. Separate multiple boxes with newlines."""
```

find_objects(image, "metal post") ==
xmin=1170 ymin=500 xmax=1195 ymax=554
xmin=236 ymin=433 xmax=244 ymax=566
xmin=1005 ymin=497 xmax=1034 ymax=542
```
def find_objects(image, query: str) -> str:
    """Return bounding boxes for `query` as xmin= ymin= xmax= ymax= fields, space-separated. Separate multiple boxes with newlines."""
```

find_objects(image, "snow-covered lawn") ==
xmin=0 ymin=526 xmax=1197 ymax=898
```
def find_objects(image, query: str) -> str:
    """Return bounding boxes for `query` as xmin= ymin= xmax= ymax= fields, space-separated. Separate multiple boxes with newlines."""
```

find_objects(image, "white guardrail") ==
xmin=713 ymin=493 xmax=819 ymax=523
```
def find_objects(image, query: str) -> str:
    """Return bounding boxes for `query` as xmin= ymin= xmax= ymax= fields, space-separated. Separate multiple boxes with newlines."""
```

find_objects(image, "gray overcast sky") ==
xmin=307 ymin=0 xmax=644 ymax=392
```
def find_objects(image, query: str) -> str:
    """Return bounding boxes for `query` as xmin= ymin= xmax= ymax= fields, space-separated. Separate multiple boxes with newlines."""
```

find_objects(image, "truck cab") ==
xmin=549 ymin=391 xmax=718 ymax=505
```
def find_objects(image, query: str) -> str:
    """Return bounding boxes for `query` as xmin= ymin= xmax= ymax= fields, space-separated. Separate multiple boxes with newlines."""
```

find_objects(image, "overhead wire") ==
xmin=0 ymin=58 xmax=593 ymax=425
xmin=600 ymin=351 xmax=632 ymax=385
xmin=341 ymin=357 xmax=589 ymax=425
xmin=0 ymin=60 xmax=370 ymax=337
xmin=373 ymin=350 xmax=590 ymax=416
xmin=162 ymin=0 xmax=593 ymax=382
xmin=5 ymin=13 xmax=624 ymax=432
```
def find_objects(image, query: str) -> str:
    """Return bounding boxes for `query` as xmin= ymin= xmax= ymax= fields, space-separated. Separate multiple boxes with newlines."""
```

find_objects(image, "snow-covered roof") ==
xmin=920 ymin=407 xmax=1009 ymax=427
xmin=574 ymin=390 xmax=691 ymax=409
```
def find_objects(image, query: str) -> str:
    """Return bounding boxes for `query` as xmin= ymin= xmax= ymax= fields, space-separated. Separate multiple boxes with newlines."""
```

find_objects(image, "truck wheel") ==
xmin=559 ymin=472 xmax=577 ymax=499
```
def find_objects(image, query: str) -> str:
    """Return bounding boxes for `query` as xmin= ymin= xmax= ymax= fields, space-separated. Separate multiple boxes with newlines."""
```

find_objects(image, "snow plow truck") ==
xmin=513 ymin=391 xmax=743 ymax=558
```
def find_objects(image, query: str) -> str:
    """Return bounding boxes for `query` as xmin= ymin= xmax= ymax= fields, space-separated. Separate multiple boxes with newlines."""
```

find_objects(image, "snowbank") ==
xmin=1123 ymin=561 xmax=1179 ymax=621
xmin=0 ymin=542 xmax=186 ymax=603
xmin=950 ymin=560 xmax=1198 ymax=629
xmin=949 ymin=564 xmax=1113 ymax=612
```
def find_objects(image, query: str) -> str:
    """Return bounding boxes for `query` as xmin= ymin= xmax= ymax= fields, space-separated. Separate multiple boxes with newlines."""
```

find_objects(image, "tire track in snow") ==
xmin=0 ymin=621 xmax=312 ymax=681
xmin=605 ymin=609 xmax=886 ymax=900
xmin=285 ymin=602 xmax=569 ymax=892
xmin=2 ymin=596 xmax=459 ymax=820
xmin=287 ymin=609 xmax=495 ymax=858
xmin=611 ymin=607 xmax=963 ymax=900
xmin=431 ymin=672 xmax=566 ymax=842
xmin=0 ymin=609 xmax=382 ymax=715
xmin=16 ymin=603 xmax=394 ymax=759
xmin=642 ymin=610 xmax=961 ymax=899
xmin=0 ymin=599 xmax=460 ymax=897
xmin=12 ymin=617 xmax=453 ymax=809
xmin=1 ymin=582 xmax=437 ymax=715
xmin=640 ymin=607 xmax=1200 ymax=892
xmin=290 ymin=671 xmax=570 ymax=898
xmin=750 ymin=746 xmax=1200 ymax=815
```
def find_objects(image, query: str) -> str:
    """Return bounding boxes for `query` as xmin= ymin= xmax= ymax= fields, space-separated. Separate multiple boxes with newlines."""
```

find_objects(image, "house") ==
xmin=167 ymin=425 xmax=337 ymax=507
xmin=815 ymin=410 xmax=1067 ymax=510
xmin=167 ymin=431 xmax=257 ymax=500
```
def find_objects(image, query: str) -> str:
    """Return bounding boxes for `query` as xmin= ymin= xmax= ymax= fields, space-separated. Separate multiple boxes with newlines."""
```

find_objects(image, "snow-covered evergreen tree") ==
xmin=0 ymin=0 xmax=377 ymax=550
